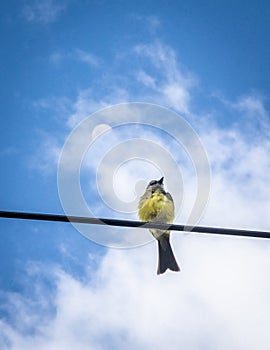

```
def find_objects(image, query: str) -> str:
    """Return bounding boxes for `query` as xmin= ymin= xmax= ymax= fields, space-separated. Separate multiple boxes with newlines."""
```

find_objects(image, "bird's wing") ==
xmin=166 ymin=192 xmax=174 ymax=203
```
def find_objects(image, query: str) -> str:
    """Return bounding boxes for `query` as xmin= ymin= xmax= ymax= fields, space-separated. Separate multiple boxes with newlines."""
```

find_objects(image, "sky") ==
xmin=1 ymin=0 xmax=270 ymax=349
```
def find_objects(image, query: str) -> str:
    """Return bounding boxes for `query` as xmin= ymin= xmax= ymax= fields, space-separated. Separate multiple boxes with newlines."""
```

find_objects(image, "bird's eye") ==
xmin=149 ymin=180 xmax=157 ymax=186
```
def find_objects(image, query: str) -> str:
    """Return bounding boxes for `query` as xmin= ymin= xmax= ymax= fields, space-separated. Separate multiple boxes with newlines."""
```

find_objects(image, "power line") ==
xmin=0 ymin=210 xmax=269 ymax=239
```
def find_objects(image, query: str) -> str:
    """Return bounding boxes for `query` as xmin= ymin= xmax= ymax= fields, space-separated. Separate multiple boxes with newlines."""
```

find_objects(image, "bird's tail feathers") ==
xmin=157 ymin=235 xmax=180 ymax=275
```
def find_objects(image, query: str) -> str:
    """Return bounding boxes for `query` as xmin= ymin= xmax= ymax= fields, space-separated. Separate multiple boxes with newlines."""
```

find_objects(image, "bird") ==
xmin=138 ymin=177 xmax=180 ymax=274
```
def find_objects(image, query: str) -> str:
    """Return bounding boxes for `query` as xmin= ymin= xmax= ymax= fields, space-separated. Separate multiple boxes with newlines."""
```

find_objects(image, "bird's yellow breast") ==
xmin=138 ymin=192 xmax=174 ymax=223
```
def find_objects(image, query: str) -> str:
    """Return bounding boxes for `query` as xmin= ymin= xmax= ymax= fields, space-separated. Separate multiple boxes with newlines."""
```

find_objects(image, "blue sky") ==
xmin=1 ymin=1 xmax=270 ymax=349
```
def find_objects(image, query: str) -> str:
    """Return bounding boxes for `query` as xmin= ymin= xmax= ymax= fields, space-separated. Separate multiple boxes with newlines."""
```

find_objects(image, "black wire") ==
xmin=0 ymin=210 xmax=269 ymax=239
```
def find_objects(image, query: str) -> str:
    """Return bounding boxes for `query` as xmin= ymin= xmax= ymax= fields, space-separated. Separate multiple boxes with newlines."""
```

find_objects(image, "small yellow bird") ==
xmin=138 ymin=177 xmax=180 ymax=274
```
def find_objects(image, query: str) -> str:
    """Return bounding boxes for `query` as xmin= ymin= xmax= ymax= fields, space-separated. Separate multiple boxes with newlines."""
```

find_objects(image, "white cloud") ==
xmin=162 ymin=82 xmax=191 ymax=113
xmin=1 ymin=234 xmax=270 ymax=350
xmin=172 ymin=110 xmax=270 ymax=233
xmin=22 ymin=0 xmax=66 ymax=24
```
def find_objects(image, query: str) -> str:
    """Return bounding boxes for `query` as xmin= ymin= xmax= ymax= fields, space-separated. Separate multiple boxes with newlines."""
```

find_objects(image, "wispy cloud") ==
xmin=137 ymin=70 xmax=156 ymax=88
xmin=22 ymin=0 xmax=67 ymax=24
xmin=133 ymin=41 xmax=196 ymax=114
xmin=130 ymin=14 xmax=161 ymax=34
xmin=66 ymin=41 xmax=196 ymax=128
xmin=67 ymin=88 xmax=129 ymax=128
xmin=233 ymin=94 xmax=270 ymax=133
xmin=48 ymin=51 xmax=64 ymax=65
xmin=33 ymin=96 xmax=71 ymax=118
xmin=234 ymin=95 xmax=267 ymax=117
xmin=214 ymin=92 xmax=270 ymax=136
xmin=29 ymin=97 xmax=71 ymax=174
xmin=49 ymin=49 xmax=100 ymax=66
xmin=28 ymin=132 xmax=62 ymax=175
xmin=74 ymin=49 xmax=99 ymax=66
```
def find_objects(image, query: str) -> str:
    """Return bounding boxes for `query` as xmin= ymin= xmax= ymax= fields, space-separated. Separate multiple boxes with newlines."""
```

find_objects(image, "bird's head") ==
xmin=146 ymin=177 xmax=165 ymax=194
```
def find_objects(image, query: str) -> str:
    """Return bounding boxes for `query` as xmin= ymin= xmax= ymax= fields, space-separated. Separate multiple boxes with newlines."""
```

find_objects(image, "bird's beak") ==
xmin=158 ymin=177 xmax=164 ymax=185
